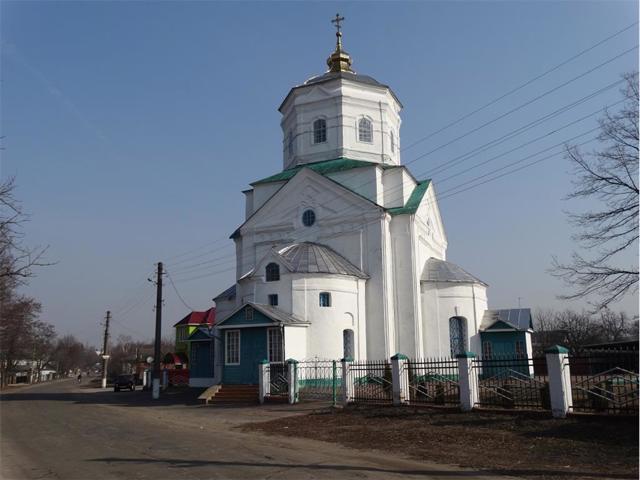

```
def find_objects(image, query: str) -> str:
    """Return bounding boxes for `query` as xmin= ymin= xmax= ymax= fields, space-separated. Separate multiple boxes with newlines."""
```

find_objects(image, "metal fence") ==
xmin=473 ymin=356 xmax=550 ymax=410
xmin=349 ymin=360 xmax=393 ymax=405
xmin=567 ymin=350 xmax=639 ymax=415
xmin=268 ymin=362 xmax=288 ymax=397
xmin=405 ymin=358 xmax=459 ymax=406
xmin=297 ymin=359 xmax=342 ymax=403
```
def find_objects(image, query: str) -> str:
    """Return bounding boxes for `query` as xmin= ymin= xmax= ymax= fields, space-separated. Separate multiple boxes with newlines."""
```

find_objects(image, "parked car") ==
xmin=113 ymin=374 xmax=136 ymax=392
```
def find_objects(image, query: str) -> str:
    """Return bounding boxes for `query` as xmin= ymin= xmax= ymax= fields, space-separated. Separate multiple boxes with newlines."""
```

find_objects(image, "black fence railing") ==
xmin=473 ymin=356 xmax=550 ymax=410
xmin=297 ymin=359 xmax=342 ymax=403
xmin=405 ymin=358 xmax=459 ymax=406
xmin=268 ymin=362 xmax=288 ymax=397
xmin=567 ymin=350 xmax=639 ymax=415
xmin=349 ymin=360 xmax=393 ymax=404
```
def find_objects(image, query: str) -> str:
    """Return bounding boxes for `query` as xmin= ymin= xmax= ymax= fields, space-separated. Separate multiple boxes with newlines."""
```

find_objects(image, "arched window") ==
xmin=358 ymin=117 xmax=373 ymax=143
xmin=343 ymin=329 xmax=355 ymax=359
xmin=313 ymin=118 xmax=327 ymax=144
xmin=319 ymin=292 xmax=331 ymax=307
xmin=265 ymin=263 xmax=280 ymax=282
xmin=288 ymin=130 xmax=294 ymax=157
xmin=390 ymin=130 xmax=395 ymax=152
xmin=449 ymin=316 xmax=468 ymax=357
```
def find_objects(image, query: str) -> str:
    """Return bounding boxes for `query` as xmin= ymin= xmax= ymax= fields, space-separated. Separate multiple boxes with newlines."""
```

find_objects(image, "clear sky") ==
xmin=1 ymin=1 xmax=638 ymax=347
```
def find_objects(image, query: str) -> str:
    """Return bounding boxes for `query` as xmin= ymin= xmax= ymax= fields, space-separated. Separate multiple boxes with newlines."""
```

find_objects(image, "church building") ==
xmin=188 ymin=17 xmax=530 ymax=387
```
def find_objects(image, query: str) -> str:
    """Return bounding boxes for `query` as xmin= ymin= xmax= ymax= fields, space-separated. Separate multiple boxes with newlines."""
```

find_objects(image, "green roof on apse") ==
xmin=250 ymin=157 xmax=398 ymax=186
xmin=387 ymin=180 xmax=431 ymax=216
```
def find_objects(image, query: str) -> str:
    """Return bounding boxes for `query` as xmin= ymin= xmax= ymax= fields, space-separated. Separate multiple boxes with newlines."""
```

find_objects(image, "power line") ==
xmin=156 ymin=25 xmax=637 ymax=263
xmin=404 ymin=45 xmax=637 ymax=167
xmin=165 ymin=270 xmax=194 ymax=310
xmin=401 ymin=21 xmax=638 ymax=152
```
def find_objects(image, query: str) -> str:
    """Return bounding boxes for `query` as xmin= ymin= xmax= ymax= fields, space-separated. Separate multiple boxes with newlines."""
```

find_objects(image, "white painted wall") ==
xmin=284 ymin=326 xmax=308 ymax=360
xmin=280 ymin=78 xmax=402 ymax=168
xmin=420 ymin=282 xmax=488 ymax=357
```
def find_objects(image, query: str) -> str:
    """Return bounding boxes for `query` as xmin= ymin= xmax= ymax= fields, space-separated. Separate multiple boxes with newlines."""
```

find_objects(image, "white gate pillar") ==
xmin=545 ymin=345 xmax=572 ymax=418
xmin=457 ymin=352 xmax=478 ymax=411
xmin=341 ymin=357 xmax=354 ymax=406
xmin=391 ymin=353 xmax=409 ymax=406
xmin=258 ymin=359 xmax=270 ymax=404
xmin=286 ymin=359 xmax=298 ymax=404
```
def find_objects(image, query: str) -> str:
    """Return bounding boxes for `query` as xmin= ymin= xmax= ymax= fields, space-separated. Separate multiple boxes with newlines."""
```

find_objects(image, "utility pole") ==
xmin=152 ymin=262 xmax=163 ymax=399
xmin=101 ymin=311 xmax=111 ymax=389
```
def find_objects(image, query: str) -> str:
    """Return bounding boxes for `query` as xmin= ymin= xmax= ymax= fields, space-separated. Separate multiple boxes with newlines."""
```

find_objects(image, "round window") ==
xmin=302 ymin=209 xmax=316 ymax=227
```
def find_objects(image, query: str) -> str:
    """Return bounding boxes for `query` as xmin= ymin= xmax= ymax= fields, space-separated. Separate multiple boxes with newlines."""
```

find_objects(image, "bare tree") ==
xmin=0 ymin=177 xmax=51 ymax=282
xmin=552 ymin=72 xmax=639 ymax=311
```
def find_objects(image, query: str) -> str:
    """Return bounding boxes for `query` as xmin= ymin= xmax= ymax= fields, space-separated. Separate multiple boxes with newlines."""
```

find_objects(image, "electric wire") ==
xmin=159 ymin=26 xmax=637 ymax=263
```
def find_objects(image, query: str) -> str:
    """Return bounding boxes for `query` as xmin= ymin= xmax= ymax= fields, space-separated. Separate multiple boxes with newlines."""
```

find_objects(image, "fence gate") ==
xmin=297 ymin=360 xmax=342 ymax=404
xmin=567 ymin=350 xmax=639 ymax=415
xmin=268 ymin=362 xmax=288 ymax=398
xmin=405 ymin=358 xmax=459 ymax=406
xmin=349 ymin=360 xmax=393 ymax=405
xmin=473 ymin=356 xmax=550 ymax=410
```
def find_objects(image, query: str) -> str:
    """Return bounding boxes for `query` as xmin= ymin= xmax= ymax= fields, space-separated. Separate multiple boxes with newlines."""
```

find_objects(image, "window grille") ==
xmin=313 ymin=119 xmax=327 ymax=144
xmin=302 ymin=209 xmax=316 ymax=227
xmin=449 ymin=316 xmax=467 ymax=357
xmin=319 ymin=292 xmax=331 ymax=307
xmin=267 ymin=328 xmax=283 ymax=363
xmin=358 ymin=118 xmax=373 ymax=143
xmin=266 ymin=263 xmax=280 ymax=282
xmin=245 ymin=306 xmax=253 ymax=321
xmin=225 ymin=330 xmax=240 ymax=365
xmin=268 ymin=294 xmax=278 ymax=306
xmin=482 ymin=340 xmax=493 ymax=358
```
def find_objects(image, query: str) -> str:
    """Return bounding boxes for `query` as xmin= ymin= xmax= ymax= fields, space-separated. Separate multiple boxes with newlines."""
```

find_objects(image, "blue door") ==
xmin=190 ymin=341 xmax=214 ymax=379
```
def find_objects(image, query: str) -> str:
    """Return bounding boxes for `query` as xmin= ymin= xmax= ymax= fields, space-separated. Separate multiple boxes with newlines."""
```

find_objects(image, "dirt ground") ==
xmin=242 ymin=405 xmax=639 ymax=480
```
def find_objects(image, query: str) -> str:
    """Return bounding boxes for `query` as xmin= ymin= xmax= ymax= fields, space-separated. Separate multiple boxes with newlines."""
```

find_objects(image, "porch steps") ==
xmin=207 ymin=384 xmax=259 ymax=405
xmin=198 ymin=385 xmax=221 ymax=404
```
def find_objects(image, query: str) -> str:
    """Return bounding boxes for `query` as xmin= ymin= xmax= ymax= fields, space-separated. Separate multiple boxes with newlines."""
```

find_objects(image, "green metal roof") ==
xmin=251 ymin=157 xmax=395 ymax=186
xmin=387 ymin=180 xmax=431 ymax=216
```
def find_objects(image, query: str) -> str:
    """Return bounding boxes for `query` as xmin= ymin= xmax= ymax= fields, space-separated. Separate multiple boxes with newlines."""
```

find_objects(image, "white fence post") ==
xmin=545 ymin=345 xmax=572 ymax=418
xmin=341 ymin=357 xmax=354 ymax=406
xmin=286 ymin=359 xmax=298 ymax=404
xmin=457 ymin=352 xmax=478 ymax=412
xmin=258 ymin=359 xmax=270 ymax=404
xmin=161 ymin=369 xmax=168 ymax=390
xmin=391 ymin=353 xmax=409 ymax=406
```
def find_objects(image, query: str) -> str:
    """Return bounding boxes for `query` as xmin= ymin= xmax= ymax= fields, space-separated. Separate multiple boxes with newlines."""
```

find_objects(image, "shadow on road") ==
xmin=0 ymin=388 xmax=205 ymax=408
xmin=86 ymin=457 xmax=637 ymax=479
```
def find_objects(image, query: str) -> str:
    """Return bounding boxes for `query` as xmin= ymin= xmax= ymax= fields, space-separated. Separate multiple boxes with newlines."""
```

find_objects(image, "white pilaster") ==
xmin=457 ymin=352 xmax=478 ymax=411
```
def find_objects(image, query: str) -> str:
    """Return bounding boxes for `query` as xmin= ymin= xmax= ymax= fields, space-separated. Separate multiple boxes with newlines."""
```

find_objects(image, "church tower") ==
xmin=279 ymin=14 xmax=403 ymax=170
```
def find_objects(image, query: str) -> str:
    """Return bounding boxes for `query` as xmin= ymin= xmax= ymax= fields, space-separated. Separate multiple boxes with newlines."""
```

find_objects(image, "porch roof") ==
xmin=480 ymin=308 xmax=533 ymax=332
xmin=216 ymin=302 xmax=310 ymax=329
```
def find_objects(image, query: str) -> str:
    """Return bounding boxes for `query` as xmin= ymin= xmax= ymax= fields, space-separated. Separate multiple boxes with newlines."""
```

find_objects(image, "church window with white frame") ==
xmin=225 ymin=330 xmax=240 ymax=365
xmin=288 ymin=130 xmax=294 ymax=157
xmin=357 ymin=117 xmax=373 ymax=143
xmin=313 ymin=118 xmax=327 ymax=144
xmin=267 ymin=328 xmax=283 ymax=363
xmin=390 ymin=130 xmax=395 ymax=152
xmin=319 ymin=292 xmax=331 ymax=307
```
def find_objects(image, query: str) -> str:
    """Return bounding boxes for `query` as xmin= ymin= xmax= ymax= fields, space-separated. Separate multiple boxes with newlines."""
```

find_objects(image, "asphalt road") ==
xmin=1 ymin=379 xmax=519 ymax=480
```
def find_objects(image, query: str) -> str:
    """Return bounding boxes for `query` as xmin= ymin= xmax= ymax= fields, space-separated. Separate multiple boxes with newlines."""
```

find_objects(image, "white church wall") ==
xmin=382 ymin=167 xmax=415 ymax=208
xmin=284 ymin=326 xmax=308 ymax=360
xmin=326 ymin=165 xmax=380 ymax=205
xmin=280 ymin=78 xmax=402 ymax=168
xmin=251 ymin=182 xmax=286 ymax=216
xmin=420 ymin=281 xmax=487 ymax=357
xmin=243 ymin=190 xmax=254 ymax=219
xmin=289 ymin=274 xmax=364 ymax=360
xmin=390 ymin=215 xmax=422 ymax=358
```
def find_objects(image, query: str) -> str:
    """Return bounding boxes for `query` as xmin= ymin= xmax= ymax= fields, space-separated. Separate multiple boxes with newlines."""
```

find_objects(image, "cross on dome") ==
xmin=326 ymin=13 xmax=353 ymax=73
